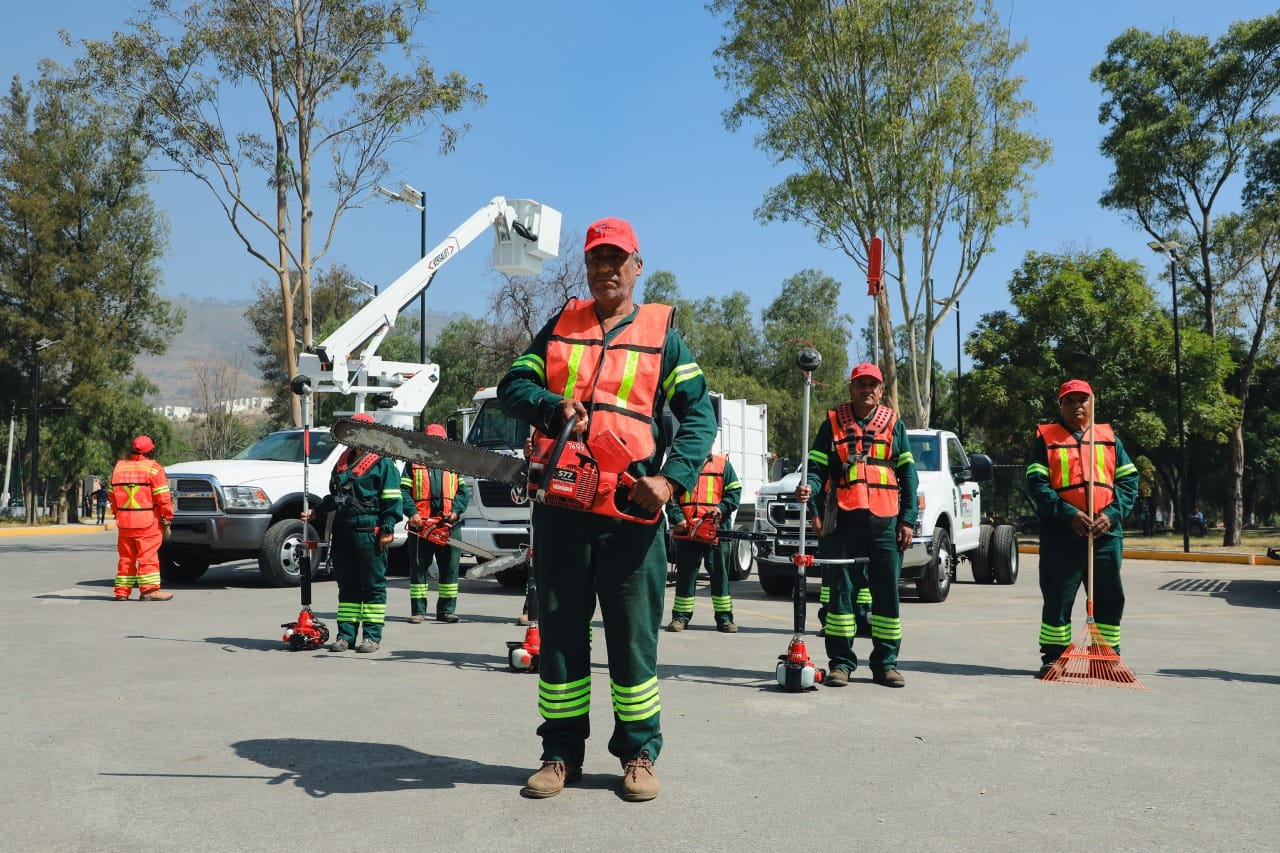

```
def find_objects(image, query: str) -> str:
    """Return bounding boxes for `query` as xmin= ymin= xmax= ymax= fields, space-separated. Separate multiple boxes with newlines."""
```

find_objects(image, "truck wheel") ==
xmin=991 ymin=524 xmax=1019 ymax=584
xmin=259 ymin=519 xmax=312 ymax=587
xmin=494 ymin=565 xmax=528 ymax=588
xmin=971 ymin=523 xmax=994 ymax=584
xmin=759 ymin=571 xmax=794 ymax=597
xmin=159 ymin=547 xmax=210 ymax=583
xmin=916 ymin=528 xmax=953 ymax=603
xmin=728 ymin=523 xmax=756 ymax=581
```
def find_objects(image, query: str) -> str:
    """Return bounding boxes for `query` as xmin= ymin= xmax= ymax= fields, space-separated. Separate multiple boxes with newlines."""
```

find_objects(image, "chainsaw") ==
xmin=672 ymin=514 xmax=770 ymax=546
xmin=333 ymin=417 xmax=661 ymax=524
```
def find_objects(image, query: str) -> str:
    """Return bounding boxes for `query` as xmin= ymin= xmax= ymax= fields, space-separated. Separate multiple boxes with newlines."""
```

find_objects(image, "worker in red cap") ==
xmin=1026 ymin=379 xmax=1139 ymax=677
xmin=108 ymin=435 xmax=174 ymax=600
xmin=498 ymin=215 xmax=717 ymax=801
xmin=400 ymin=422 xmax=471 ymax=623
xmin=305 ymin=412 xmax=403 ymax=653
xmin=795 ymin=361 xmax=919 ymax=688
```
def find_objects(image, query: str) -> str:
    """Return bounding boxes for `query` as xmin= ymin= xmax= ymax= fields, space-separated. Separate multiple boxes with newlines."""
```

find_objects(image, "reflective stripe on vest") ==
xmin=409 ymin=466 xmax=459 ymax=517
xmin=830 ymin=403 xmax=900 ymax=517
xmin=680 ymin=454 xmax=727 ymax=524
xmin=545 ymin=299 xmax=672 ymax=462
xmin=1036 ymin=422 xmax=1117 ymax=513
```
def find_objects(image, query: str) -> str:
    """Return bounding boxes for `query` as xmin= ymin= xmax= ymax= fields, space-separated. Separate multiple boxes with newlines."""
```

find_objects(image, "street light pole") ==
xmin=1149 ymin=240 xmax=1190 ymax=554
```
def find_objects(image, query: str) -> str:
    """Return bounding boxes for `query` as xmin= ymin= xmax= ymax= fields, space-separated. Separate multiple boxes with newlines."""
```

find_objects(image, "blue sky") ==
xmin=6 ymin=1 xmax=1278 ymax=369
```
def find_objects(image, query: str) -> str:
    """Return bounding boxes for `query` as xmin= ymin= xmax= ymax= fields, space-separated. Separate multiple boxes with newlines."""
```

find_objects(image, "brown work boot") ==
xmin=522 ymin=760 xmax=582 ymax=799
xmin=717 ymin=620 xmax=738 ymax=633
xmin=825 ymin=667 xmax=850 ymax=687
xmin=408 ymin=614 xmax=425 ymax=624
xmin=515 ymin=613 xmax=530 ymax=626
xmin=113 ymin=594 xmax=130 ymax=601
xmin=620 ymin=751 xmax=659 ymax=802
xmin=140 ymin=590 xmax=173 ymax=601
xmin=666 ymin=618 xmax=687 ymax=633
xmin=873 ymin=668 xmax=906 ymax=688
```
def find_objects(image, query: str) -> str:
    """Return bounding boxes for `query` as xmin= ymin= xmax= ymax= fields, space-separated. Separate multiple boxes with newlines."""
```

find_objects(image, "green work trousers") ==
xmin=822 ymin=510 xmax=902 ymax=674
xmin=407 ymin=535 xmax=460 ymax=617
xmin=531 ymin=502 xmax=666 ymax=767
xmin=331 ymin=515 xmax=388 ymax=644
xmin=1038 ymin=522 xmax=1125 ymax=664
xmin=671 ymin=538 xmax=733 ymax=626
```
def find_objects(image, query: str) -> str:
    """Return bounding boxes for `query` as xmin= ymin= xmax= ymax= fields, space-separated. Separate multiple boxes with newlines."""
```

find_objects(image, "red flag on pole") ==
xmin=867 ymin=236 xmax=883 ymax=296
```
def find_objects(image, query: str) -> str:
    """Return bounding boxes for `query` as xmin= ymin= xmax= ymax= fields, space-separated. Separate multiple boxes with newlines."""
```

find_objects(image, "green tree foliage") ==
xmin=246 ymin=264 xmax=418 ymax=429
xmin=0 ymin=74 xmax=180 ymax=522
xmin=643 ymin=269 xmax=851 ymax=469
xmin=711 ymin=0 xmax=1050 ymax=426
xmin=74 ymin=0 xmax=485 ymax=425
xmin=1093 ymin=11 xmax=1280 ymax=542
xmin=965 ymin=250 xmax=1234 ymax=511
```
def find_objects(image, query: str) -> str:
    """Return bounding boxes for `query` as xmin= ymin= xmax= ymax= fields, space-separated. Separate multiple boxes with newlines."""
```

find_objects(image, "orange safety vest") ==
xmin=679 ymin=454 xmax=727 ymax=524
xmin=407 ymin=465 xmax=461 ymax=518
xmin=1036 ymin=422 xmax=1118 ymax=513
xmin=544 ymin=299 xmax=672 ymax=462
xmin=829 ymin=403 xmax=900 ymax=518
xmin=110 ymin=456 xmax=173 ymax=531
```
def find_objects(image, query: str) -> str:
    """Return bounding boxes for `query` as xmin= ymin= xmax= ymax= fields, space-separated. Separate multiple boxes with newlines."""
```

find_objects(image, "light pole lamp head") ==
xmin=1148 ymin=239 xmax=1182 ymax=258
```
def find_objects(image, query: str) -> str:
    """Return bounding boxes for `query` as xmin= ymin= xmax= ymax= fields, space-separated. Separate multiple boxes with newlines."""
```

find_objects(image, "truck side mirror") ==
xmin=961 ymin=453 xmax=994 ymax=483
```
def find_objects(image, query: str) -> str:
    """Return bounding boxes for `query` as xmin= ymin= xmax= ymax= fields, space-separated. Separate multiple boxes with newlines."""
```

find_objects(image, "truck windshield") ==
xmin=908 ymin=435 xmax=941 ymax=472
xmin=466 ymin=399 xmax=528 ymax=450
xmin=233 ymin=430 xmax=338 ymax=464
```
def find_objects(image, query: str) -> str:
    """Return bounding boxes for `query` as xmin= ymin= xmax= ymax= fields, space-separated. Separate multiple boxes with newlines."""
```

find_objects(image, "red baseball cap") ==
xmin=132 ymin=435 xmax=155 ymax=454
xmin=425 ymin=423 xmax=447 ymax=438
xmin=1058 ymin=379 xmax=1093 ymax=400
xmin=350 ymin=412 xmax=375 ymax=423
xmin=849 ymin=362 xmax=884 ymax=383
xmin=584 ymin=217 xmax=640 ymax=255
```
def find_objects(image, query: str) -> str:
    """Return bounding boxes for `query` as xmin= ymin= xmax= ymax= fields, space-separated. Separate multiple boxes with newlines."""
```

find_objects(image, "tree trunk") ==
xmin=1223 ymin=424 xmax=1244 ymax=547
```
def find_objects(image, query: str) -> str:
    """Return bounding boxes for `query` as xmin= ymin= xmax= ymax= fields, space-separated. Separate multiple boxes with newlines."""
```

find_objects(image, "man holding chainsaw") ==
xmin=1025 ymin=379 xmax=1138 ymax=678
xmin=498 ymin=216 xmax=716 ymax=802
xmin=795 ymin=362 xmax=918 ymax=688
xmin=665 ymin=452 xmax=742 ymax=633
xmin=400 ymin=423 xmax=471 ymax=624
xmin=306 ymin=412 xmax=402 ymax=654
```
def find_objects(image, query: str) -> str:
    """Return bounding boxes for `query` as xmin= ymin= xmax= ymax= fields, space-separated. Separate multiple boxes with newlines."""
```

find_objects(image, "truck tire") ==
xmin=991 ymin=524 xmax=1019 ymax=585
xmin=259 ymin=519 xmax=313 ymax=587
xmin=159 ymin=546 xmax=210 ymax=584
xmin=916 ymin=527 xmax=953 ymax=603
xmin=728 ymin=523 xmax=756 ymax=581
xmin=759 ymin=571 xmax=794 ymax=597
xmin=971 ymin=523 xmax=994 ymax=584
xmin=494 ymin=565 xmax=528 ymax=588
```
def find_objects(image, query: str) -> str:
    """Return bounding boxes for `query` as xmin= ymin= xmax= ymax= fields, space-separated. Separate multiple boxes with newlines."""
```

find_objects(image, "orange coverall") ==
xmin=109 ymin=455 xmax=174 ymax=597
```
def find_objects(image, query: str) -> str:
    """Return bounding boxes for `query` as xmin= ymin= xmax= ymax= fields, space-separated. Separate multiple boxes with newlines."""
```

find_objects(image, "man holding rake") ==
xmin=1026 ymin=380 xmax=1140 ymax=679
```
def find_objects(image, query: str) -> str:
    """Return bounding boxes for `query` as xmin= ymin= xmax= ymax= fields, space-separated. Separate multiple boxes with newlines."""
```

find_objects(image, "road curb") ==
xmin=0 ymin=522 xmax=114 ymax=538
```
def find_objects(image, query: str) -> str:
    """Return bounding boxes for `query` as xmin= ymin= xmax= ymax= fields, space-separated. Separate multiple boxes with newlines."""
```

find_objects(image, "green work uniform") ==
xmin=323 ymin=450 xmax=402 ymax=645
xmin=498 ymin=307 xmax=716 ymax=768
xmin=399 ymin=465 xmax=471 ymax=618
xmin=665 ymin=455 xmax=742 ymax=628
xmin=805 ymin=415 xmax=918 ymax=676
xmin=1026 ymin=421 xmax=1139 ymax=664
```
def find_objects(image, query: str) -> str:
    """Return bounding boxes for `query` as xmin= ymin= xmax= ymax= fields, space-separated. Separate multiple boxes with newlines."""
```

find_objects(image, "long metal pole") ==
xmin=1 ymin=410 xmax=15 ymax=508
xmin=29 ymin=343 xmax=39 ymax=525
xmin=1170 ymin=261 xmax=1190 ymax=554
xmin=955 ymin=302 xmax=963 ymax=444
xmin=418 ymin=201 xmax=427 ymax=431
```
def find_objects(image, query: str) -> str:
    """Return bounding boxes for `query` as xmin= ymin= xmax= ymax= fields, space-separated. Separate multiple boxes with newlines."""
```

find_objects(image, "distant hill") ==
xmin=136 ymin=294 xmax=463 ymax=406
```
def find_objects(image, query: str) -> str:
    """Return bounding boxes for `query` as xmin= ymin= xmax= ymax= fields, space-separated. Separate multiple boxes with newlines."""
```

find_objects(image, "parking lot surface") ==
xmin=3 ymin=529 xmax=1278 ymax=852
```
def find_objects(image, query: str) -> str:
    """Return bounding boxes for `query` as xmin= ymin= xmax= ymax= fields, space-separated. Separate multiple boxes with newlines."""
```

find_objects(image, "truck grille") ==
xmin=172 ymin=478 xmax=218 ymax=513
xmin=477 ymin=479 xmax=526 ymax=508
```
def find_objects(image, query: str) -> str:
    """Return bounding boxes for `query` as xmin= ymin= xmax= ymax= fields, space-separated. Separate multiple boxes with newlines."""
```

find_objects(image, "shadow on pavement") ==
xmin=225 ymin=739 xmax=529 ymax=797
xmin=1155 ymin=668 xmax=1280 ymax=686
xmin=1159 ymin=577 xmax=1280 ymax=609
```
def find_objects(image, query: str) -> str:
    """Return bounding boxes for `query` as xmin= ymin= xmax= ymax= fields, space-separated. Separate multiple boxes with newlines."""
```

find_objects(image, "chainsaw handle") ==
xmin=528 ymin=419 xmax=577 ymax=502
xmin=611 ymin=472 xmax=663 ymax=525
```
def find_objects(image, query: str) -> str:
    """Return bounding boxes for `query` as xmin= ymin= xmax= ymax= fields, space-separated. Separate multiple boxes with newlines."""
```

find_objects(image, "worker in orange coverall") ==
xmin=109 ymin=435 xmax=175 ymax=601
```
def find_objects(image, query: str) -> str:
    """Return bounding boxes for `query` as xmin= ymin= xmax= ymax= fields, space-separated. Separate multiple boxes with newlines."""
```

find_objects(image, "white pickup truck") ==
xmin=751 ymin=428 xmax=1019 ymax=602
xmin=161 ymin=427 xmax=408 ymax=587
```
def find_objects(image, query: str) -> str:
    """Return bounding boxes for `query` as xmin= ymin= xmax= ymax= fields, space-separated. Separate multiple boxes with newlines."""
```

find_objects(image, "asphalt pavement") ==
xmin=3 ymin=527 xmax=1278 ymax=852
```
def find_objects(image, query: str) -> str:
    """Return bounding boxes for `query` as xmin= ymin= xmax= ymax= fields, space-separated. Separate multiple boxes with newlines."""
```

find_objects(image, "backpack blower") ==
xmin=281 ymin=375 xmax=330 ymax=651
xmin=775 ymin=346 xmax=867 ymax=691
xmin=506 ymin=547 xmax=540 ymax=672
